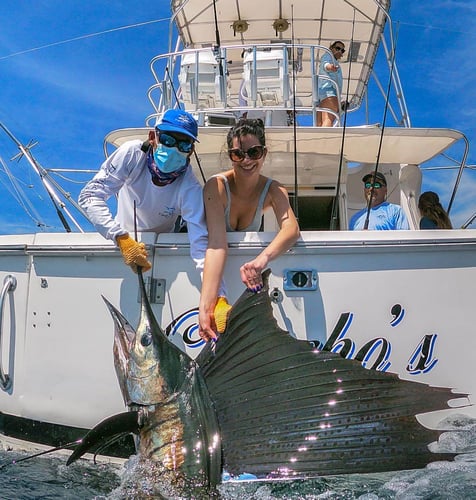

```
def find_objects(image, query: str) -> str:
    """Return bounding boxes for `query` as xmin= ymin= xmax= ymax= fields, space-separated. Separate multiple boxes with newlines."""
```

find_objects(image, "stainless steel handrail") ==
xmin=0 ymin=274 xmax=16 ymax=391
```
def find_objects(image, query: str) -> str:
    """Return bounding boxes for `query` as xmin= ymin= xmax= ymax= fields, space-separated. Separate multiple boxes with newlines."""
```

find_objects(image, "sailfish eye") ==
xmin=141 ymin=333 xmax=152 ymax=346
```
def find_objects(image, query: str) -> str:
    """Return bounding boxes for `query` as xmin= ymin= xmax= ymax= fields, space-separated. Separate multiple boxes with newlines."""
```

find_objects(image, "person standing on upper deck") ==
xmin=317 ymin=41 xmax=345 ymax=127
xmin=349 ymin=172 xmax=410 ymax=230
xmin=78 ymin=109 xmax=208 ymax=274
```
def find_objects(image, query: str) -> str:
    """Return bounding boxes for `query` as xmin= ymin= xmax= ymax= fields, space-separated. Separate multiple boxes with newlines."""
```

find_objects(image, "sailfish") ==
xmin=67 ymin=269 xmax=469 ymax=495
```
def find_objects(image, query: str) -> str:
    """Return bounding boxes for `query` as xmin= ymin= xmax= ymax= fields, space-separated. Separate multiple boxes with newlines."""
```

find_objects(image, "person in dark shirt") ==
xmin=418 ymin=191 xmax=452 ymax=229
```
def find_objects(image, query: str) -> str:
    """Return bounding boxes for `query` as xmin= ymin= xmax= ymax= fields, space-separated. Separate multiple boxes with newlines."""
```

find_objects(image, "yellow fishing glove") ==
xmin=116 ymin=234 xmax=152 ymax=273
xmin=214 ymin=296 xmax=232 ymax=334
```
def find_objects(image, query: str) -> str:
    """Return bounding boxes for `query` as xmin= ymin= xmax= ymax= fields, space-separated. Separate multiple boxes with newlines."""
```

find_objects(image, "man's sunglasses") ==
xmin=157 ymin=132 xmax=194 ymax=153
xmin=364 ymin=181 xmax=384 ymax=189
xmin=228 ymin=145 xmax=265 ymax=162
xmin=334 ymin=46 xmax=345 ymax=54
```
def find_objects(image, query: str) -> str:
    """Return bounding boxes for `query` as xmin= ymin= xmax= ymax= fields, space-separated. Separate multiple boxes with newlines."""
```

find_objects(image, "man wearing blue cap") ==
xmin=79 ymin=109 xmax=206 ymax=273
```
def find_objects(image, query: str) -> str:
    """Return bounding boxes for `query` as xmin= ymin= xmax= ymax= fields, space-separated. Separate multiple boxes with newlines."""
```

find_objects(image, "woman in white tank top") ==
xmin=198 ymin=118 xmax=300 ymax=342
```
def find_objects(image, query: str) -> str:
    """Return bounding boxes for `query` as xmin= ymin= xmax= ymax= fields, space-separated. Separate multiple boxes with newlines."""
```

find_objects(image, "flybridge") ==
xmin=170 ymin=0 xmax=393 ymax=116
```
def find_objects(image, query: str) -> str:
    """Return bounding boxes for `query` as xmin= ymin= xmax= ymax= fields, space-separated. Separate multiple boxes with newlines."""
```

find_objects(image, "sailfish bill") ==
xmin=67 ymin=268 xmax=469 ymax=493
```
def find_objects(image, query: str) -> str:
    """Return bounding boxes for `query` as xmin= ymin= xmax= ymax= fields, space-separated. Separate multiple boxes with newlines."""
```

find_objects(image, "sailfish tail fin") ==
xmin=66 ymin=411 xmax=140 ymax=466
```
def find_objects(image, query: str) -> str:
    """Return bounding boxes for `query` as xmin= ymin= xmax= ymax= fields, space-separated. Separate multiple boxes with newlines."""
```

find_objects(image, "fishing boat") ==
xmin=0 ymin=0 xmax=475 ymax=465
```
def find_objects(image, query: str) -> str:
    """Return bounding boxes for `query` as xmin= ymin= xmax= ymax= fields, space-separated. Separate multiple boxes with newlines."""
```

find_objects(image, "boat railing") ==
xmin=146 ymin=43 xmax=345 ymax=128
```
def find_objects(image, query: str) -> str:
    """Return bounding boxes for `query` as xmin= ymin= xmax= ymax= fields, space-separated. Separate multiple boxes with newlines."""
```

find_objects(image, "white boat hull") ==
xmin=0 ymin=230 xmax=474 ymax=444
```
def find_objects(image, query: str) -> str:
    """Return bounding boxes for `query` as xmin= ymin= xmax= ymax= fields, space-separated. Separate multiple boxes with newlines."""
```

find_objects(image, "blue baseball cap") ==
xmin=156 ymin=109 xmax=199 ymax=142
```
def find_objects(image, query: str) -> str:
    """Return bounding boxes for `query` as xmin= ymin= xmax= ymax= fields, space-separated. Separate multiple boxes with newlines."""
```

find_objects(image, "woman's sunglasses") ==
xmin=157 ymin=132 xmax=194 ymax=153
xmin=228 ymin=145 xmax=265 ymax=162
xmin=334 ymin=46 xmax=346 ymax=54
xmin=364 ymin=181 xmax=384 ymax=189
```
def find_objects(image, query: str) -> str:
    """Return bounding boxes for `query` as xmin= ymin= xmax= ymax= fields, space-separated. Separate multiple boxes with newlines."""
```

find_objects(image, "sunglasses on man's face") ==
xmin=228 ymin=145 xmax=265 ymax=162
xmin=364 ymin=181 xmax=384 ymax=189
xmin=334 ymin=46 xmax=345 ymax=54
xmin=157 ymin=132 xmax=194 ymax=153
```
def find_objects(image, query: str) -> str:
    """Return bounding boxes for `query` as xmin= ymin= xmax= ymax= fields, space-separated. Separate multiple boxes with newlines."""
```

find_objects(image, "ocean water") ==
xmin=1 ymin=415 xmax=475 ymax=499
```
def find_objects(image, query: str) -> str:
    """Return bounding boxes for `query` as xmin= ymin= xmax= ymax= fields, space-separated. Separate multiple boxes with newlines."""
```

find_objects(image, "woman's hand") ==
xmin=199 ymin=308 xmax=218 ymax=342
xmin=240 ymin=254 xmax=268 ymax=292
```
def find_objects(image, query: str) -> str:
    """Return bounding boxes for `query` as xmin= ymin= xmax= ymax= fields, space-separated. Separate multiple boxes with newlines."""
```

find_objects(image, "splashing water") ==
xmin=1 ymin=416 xmax=475 ymax=499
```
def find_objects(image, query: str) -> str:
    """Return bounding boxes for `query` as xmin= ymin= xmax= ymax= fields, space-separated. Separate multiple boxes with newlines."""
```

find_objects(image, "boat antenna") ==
xmin=290 ymin=4 xmax=299 ymax=221
xmin=363 ymin=22 xmax=399 ymax=230
xmin=0 ymin=121 xmax=85 ymax=232
xmin=330 ymin=9 xmax=356 ymax=230
xmin=0 ymin=439 xmax=82 ymax=470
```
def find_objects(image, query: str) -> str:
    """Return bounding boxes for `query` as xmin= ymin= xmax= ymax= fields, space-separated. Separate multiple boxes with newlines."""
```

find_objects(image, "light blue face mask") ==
xmin=153 ymin=144 xmax=189 ymax=173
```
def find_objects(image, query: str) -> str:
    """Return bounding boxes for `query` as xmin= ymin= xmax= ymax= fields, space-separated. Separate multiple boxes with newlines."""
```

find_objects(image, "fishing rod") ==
xmin=363 ymin=21 xmax=400 ymax=230
xmin=290 ymin=5 xmax=299 ymax=221
xmin=0 ymin=121 xmax=86 ymax=232
xmin=330 ymin=9 xmax=356 ymax=230
xmin=160 ymin=0 xmax=224 ymax=186
xmin=212 ymin=0 xmax=225 ymax=87
xmin=163 ymin=67 xmax=207 ymax=184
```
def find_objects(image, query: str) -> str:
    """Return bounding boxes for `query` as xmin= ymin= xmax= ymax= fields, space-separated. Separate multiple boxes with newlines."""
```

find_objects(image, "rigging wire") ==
xmin=0 ymin=439 xmax=82 ymax=469
xmin=0 ymin=9 xmax=466 ymax=64
xmin=330 ymin=9 xmax=356 ymax=230
xmin=363 ymin=22 xmax=400 ymax=230
xmin=0 ymin=18 xmax=170 ymax=61
xmin=0 ymin=155 xmax=47 ymax=228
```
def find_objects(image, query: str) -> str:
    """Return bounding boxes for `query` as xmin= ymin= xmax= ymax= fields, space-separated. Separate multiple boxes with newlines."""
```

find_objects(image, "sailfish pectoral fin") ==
xmin=66 ymin=410 xmax=140 ymax=465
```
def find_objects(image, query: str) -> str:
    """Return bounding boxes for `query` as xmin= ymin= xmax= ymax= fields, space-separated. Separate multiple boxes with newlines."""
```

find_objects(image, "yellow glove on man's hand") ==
xmin=116 ymin=234 xmax=152 ymax=273
xmin=214 ymin=296 xmax=232 ymax=334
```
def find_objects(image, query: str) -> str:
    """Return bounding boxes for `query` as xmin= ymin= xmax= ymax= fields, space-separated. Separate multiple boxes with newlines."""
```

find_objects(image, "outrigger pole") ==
xmin=0 ymin=121 xmax=87 ymax=233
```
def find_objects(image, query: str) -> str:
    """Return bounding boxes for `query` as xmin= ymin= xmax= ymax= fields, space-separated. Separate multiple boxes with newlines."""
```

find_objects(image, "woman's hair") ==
xmin=226 ymin=118 xmax=266 ymax=149
xmin=418 ymin=191 xmax=453 ymax=229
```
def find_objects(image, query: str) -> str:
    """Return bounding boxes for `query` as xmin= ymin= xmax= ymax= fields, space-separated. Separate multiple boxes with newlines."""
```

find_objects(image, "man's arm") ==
xmin=78 ymin=141 xmax=142 ymax=241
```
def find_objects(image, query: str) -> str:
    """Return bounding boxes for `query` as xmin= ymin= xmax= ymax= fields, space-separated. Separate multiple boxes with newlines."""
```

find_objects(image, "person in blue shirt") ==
xmin=349 ymin=172 xmax=410 ymax=230
xmin=317 ymin=41 xmax=345 ymax=127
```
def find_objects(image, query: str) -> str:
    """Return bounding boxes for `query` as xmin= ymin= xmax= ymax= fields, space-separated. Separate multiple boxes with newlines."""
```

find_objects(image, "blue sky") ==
xmin=0 ymin=1 xmax=475 ymax=233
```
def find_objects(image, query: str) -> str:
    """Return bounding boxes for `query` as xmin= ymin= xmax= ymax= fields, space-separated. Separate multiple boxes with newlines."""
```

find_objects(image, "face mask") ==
xmin=153 ymin=144 xmax=188 ymax=173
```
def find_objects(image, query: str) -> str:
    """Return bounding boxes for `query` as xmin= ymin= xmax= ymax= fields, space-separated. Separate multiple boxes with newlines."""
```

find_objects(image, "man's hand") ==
xmin=116 ymin=234 xmax=152 ymax=273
